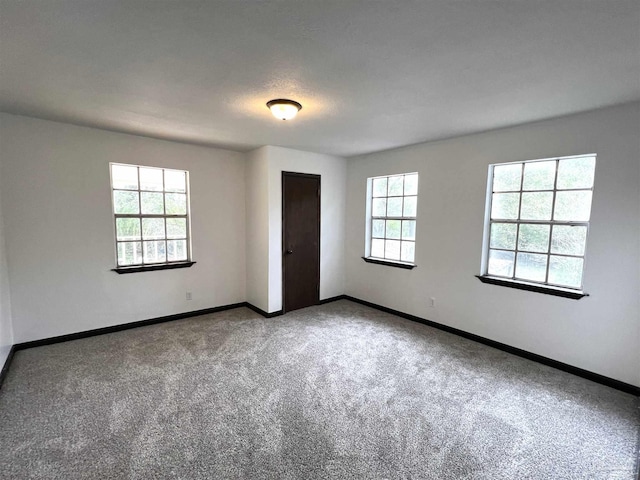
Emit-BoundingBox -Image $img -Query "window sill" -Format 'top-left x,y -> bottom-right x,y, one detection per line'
475,275 -> 588,299
362,257 -> 416,270
112,261 -> 196,274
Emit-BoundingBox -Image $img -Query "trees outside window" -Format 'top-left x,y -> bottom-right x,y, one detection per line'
481,154 -> 596,292
110,163 -> 191,268
366,173 -> 419,265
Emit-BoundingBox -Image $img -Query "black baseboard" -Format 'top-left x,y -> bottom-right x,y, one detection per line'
247,295 -> 347,315
318,295 -> 348,304
246,296 -> 349,315
3,296 -> 638,396
1,302 -> 255,389
14,302 -> 247,351
8,300 -> 283,358
0,345 -> 16,389
245,303 -> 283,318
342,295 -> 639,396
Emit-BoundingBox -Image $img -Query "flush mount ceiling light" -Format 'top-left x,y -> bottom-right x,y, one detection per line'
267,99 -> 302,120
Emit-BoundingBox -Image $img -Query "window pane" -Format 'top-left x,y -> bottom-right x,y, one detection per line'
403,196 -> 417,217
491,193 -> 520,219
142,218 -> 165,240
372,219 -> 385,238
165,193 -> 187,215
404,174 -> 418,195
372,198 -> 386,216
165,170 -> 186,193
484,156 -> 595,288
515,253 -> 547,282
372,177 -> 388,197
493,164 -> 521,192
488,249 -> 515,277
387,197 -> 403,216
112,165 -> 138,190
116,218 -> 141,241
113,190 -> 139,214
401,241 -> 415,263
117,241 -> 142,266
388,176 -> 403,196
554,191 -> 592,221
551,225 -> 587,256
112,164 -> 190,267
549,255 -> 583,288
518,224 -> 550,253
141,192 -> 164,214
167,240 -> 188,262
139,167 -> 163,191
143,240 -> 166,263
557,156 -> 595,190
371,238 -> 384,258
385,239 -> 401,260
386,220 -> 401,239
402,220 -> 416,240
166,218 -> 187,239
520,192 -> 553,220
522,160 -> 556,191
489,223 -> 516,250
368,174 -> 419,264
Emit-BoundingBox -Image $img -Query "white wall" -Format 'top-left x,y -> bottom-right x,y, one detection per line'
245,145 -> 347,313
0,114 -> 246,343
262,146 -> 347,313
0,159 -> 14,367
346,102 -> 640,387
245,147 -> 270,312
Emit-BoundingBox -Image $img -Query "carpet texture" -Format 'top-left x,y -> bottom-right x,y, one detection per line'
0,300 -> 638,479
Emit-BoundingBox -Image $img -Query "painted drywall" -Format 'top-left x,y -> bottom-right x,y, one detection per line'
258,146 -> 346,313
0,160 -> 14,368
245,147 -> 270,312
346,102 -> 640,387
0,113 -> 246,343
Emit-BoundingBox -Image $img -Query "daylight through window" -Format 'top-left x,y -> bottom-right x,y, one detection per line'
110,164 -> 191,268
481,154 -> 596,291
367,173 -> 419,264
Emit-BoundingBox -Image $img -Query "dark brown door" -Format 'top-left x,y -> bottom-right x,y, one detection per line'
282,172 -> 320,313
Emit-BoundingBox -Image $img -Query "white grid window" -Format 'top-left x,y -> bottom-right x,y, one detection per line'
110,163 -> 191,268
481,154 -> 596,291
367,173 -> 419,264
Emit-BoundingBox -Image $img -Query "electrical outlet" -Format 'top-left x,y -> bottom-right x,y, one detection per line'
429,297 -> 436,307
186,292 -> 192,301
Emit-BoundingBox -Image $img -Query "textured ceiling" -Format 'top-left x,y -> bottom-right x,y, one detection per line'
1,1 -> 639,157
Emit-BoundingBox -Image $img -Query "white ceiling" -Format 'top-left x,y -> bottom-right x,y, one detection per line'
1,1 -> 639,157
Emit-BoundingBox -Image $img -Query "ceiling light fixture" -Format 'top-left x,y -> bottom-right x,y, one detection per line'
267,99 -> 302,120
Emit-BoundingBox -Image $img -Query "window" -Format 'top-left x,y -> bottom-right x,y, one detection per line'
364,173 -> 419,268
110,163 -> 193,272
479,154 -> 596,297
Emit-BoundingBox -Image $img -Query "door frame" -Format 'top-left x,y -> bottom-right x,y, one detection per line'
281,171 -> 321,313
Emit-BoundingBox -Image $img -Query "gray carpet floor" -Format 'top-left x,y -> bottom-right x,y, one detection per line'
0,300 -> 638,479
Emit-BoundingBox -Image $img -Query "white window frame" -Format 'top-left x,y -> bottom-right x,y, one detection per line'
364,172 -> 419,268
479,154 -> 596,298
110,163 -> 193,272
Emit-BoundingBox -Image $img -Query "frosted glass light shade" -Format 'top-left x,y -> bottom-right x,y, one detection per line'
267,99 -> 302,120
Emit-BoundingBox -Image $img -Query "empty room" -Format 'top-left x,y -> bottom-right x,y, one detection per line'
0,1 -> 638,478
